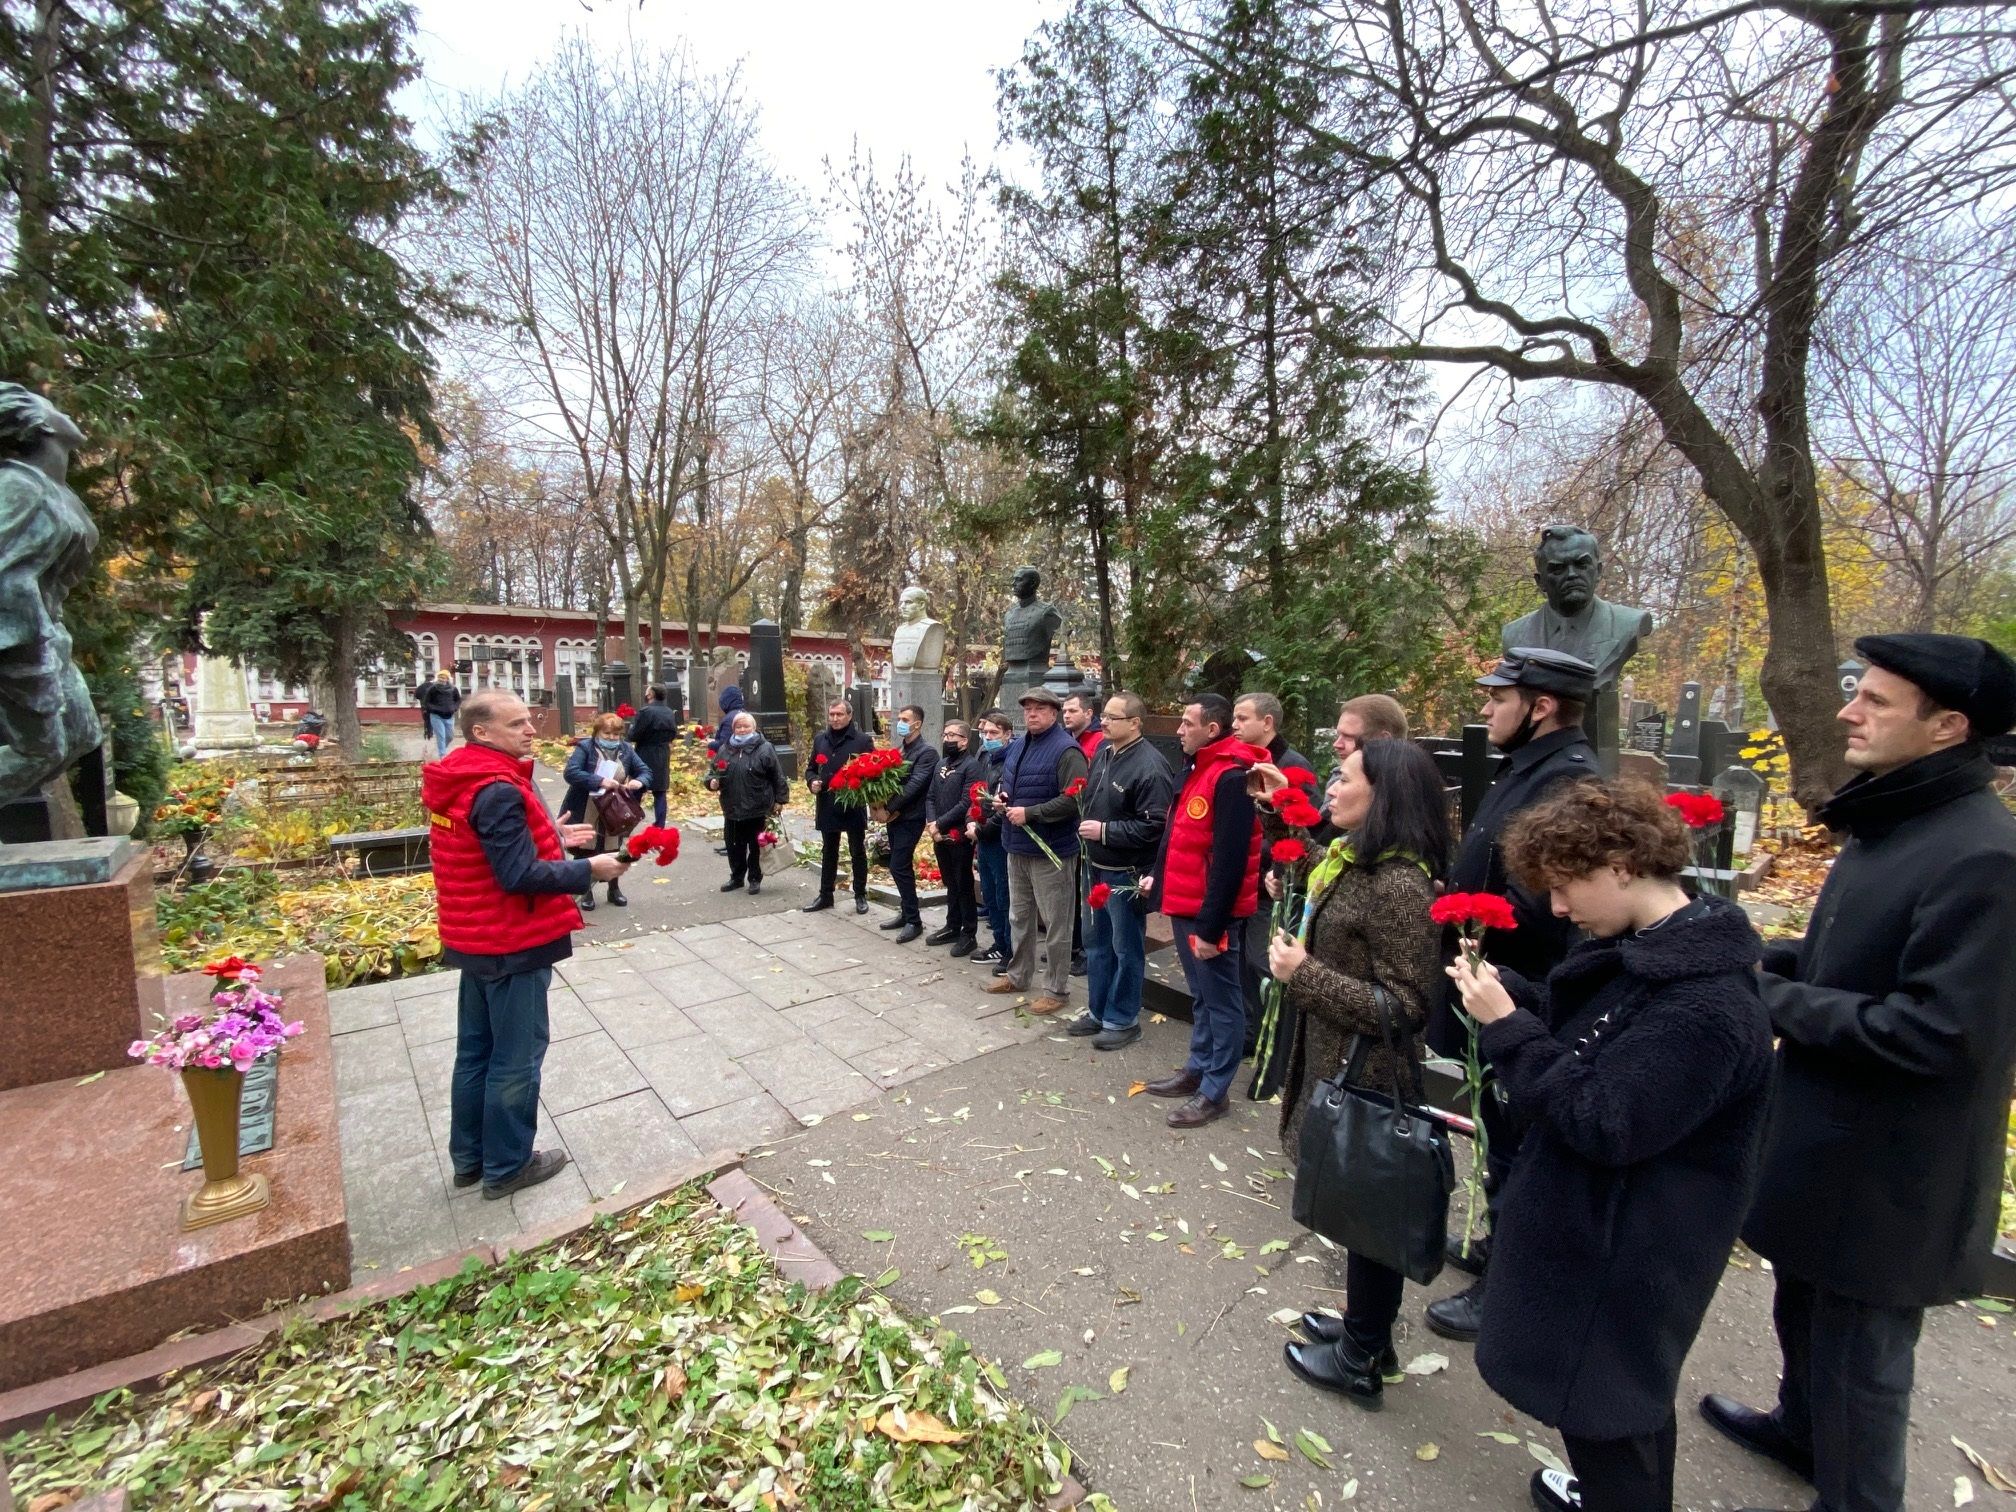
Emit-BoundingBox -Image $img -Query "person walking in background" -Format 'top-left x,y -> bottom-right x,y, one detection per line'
1062,691 -> 1107,978
984,688 -> 1089,1015
625,684 -> 681,827
1425,647 -> 1599,1345
705,709 -> 788,896
874,704 -> 934,942
1261,740 -> 1448,1409
924,719 -> 987,955
421,668 -> 461,760
970,709 -> 1015,966
1139,694 -> 1261,1129
1448,780 -> 1774,1512
1233,691 -> 1317,1055
560,711 -> 648,912
803,698 -> 874,916
423,689 -> 626,1199
1068,691 -> 1174,1050
1701,634 -> 2016,1512
707,683 -> 746,755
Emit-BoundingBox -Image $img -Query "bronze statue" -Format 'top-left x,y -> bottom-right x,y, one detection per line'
1500,525 -> 1654,688
0,384 -> 102,805
999,564 -> 1061,703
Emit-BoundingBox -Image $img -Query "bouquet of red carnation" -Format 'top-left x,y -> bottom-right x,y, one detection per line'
829,746 -> 911,810
1427,890 -> 1518,1256
1249,782 -> 1327,1099
625,826 -> 682,865
1665,791 -> 1732,898
616,702 -> 637,719
689,723 -> 707,740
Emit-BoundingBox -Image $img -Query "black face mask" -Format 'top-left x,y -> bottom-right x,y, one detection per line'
942,739 -> 965,758
1496,697 -> 1542,754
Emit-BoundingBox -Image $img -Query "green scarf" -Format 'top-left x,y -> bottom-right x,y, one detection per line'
1295,841 -> 1429,941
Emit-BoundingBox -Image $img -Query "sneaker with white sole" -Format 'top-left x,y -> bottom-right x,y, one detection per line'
1529,1467 -> 1580,1512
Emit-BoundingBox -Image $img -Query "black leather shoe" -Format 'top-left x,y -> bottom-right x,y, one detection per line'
1699,1395 -> 1815,1484
854,896 -> 869,914
607,881 -> 626,907
720,879 -> 745,893
748,881 -> 761,896
1144,1068 -> 1202,1098
1426,1278 -> 1484,1342
802,896 -> 835,913
948,935 -> 977,958
1166,1093 -> 1228,1129
879,915 -> 907,930
1295,1314 -> 1399,1374
1065,1012 -> 1104,1037
1070,952 -> 1088,977
894,922 -> 923,943
925,926 -> 959,946
1282,1336 -> 1387,1409
1447,1232 -> 1490,1276
578,891 -> 596,912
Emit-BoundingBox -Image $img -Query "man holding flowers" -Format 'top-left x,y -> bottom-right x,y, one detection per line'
982,688 -> 1091,1014
803,698 -> 875,915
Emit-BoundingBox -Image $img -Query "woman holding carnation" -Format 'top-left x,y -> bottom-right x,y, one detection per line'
1254,740 -> 1450,1409
1446,779 -> 1772,1512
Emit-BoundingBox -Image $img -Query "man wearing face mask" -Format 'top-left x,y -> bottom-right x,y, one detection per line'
874,704 -> 936,943
1424,647 -> 1598,1345
705,710 -> 788,896
970,710 -> 1016,965
923,720 -> 988,954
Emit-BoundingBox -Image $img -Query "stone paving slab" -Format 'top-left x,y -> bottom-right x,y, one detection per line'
327,906 -> 1056,1278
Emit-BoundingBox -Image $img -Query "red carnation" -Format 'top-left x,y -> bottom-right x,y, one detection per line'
712,757 -> 728,771
944,827 -> 965,843
625,825 -> 682,866
616,703 -> 636,719
967,804 -> 982,822
202,955 -> 256,981
1087,881 -> 1112,908
1284,767 -> 1318,788
1430,892 -> 1519,933
815,753 -> 829,766
1270,838 -> 1309,865
1664,791 -> 1726,829
1064,777 -> 1086,797
1277,793 -> 1324,828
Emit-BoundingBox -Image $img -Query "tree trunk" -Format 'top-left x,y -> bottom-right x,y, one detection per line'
316,613 -> 364,760
13,0 -> 62,377
1751,523 -> 1847,812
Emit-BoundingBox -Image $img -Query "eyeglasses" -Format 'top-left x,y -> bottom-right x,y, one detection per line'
1104,712 -> 1138,724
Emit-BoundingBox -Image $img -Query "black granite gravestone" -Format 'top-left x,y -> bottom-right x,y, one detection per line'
747,620 -> 797,778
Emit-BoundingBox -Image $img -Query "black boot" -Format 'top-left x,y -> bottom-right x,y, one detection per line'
1296,1314 -> 1401,1378
1425,1275 -> 1485,1342
854,894 -> 869,915
578,890 -> 596,912
607,879 -> 627,907
1282,1332 -> 1390,1409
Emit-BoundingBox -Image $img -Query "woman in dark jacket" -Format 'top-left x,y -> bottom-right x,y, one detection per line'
1256,740 -> 1450,1410
707,710 -> 788,895
562,712 -> 649,910
1447,779 -> 1773,1512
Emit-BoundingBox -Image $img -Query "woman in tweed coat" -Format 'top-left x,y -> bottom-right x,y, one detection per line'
1253,738 -> 1449,1410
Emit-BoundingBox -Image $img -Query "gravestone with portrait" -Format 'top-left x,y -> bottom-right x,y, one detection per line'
888,586 -> 948,748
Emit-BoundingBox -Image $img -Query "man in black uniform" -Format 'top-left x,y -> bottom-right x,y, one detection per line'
876,704 -> 935,943
1425,647 -> 1599,1344
803,699 -> 875,915
923,720 -> 988,954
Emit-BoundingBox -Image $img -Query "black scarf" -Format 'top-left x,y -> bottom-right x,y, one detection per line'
1817,744 -> 1994,839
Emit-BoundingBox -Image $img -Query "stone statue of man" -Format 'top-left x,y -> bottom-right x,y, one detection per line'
1500,524 -> 1654,689
889,584 -> 947,673
999,564 -> 1062,704
0,384 -> 102,805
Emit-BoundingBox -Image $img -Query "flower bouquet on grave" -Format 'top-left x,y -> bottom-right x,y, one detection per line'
1429,891 -> 1519,1258
1665,791 -> 1731,899
830,746 -> 910,816
1248,769 -> 1325,1100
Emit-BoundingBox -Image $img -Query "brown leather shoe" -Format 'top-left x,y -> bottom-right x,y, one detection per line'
1144,1068 -> 1203,1098
985,977 -> 1022,995
1166,1093 -> 1229,1129
1027,994 -> 1067,1015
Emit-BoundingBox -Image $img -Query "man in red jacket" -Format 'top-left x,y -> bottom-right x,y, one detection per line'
1139,692 -> 1263,1129
422,690 -> 625,1200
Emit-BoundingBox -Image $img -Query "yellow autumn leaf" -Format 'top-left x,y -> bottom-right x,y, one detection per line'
1254,1439 -> 1290,1461
1126,1080 -> 1148,1097
674,1282 -> 705,1305
875,1410 -> 971,1445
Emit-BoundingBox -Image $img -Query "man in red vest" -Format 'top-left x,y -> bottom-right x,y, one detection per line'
423,689 -> 625,1199
1139,692 -> 1263,1129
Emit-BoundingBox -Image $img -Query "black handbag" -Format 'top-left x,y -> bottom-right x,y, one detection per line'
1290,984 -> 1455,1285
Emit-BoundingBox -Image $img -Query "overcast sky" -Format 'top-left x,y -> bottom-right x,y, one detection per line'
405,0 -> 1053,226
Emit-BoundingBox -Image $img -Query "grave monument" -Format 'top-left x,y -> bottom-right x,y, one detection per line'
889,585 -> 947,748
1501,523 -> 1654,766
999,565 -> 1061,727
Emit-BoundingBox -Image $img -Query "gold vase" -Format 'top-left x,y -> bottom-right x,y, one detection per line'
180,1066 -> 269,1230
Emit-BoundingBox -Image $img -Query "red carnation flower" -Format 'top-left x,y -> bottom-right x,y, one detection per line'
1664,791 -> 1727,829
1270,838 -> 1309,865
1284,767 -> 1318,788
616,703 -> 636,718
1277,793 -> 1324,828
625,825 -> 682,865
202,955 -> 256,981
1087,881 -> 1112,908
967,804 -> 982,822
1063,777 -> 1086,797
712,757 -> 728,771
944,827 -> 965,843
1430,892 -> 1518,932
815,753 -> 829,766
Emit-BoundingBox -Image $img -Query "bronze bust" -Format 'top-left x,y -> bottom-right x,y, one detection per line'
1500,525 -> 1653,689
0,384 -> 102,805
999,564 -> 1061,700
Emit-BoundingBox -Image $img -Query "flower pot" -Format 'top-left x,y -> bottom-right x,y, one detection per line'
180,1065 -> 270,1230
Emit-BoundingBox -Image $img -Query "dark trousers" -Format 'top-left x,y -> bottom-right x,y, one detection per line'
1343,1250 -> 1405,1349
1477,1078 -> 1520,1245
1773,1273 -> 1922,1512
1561,1409 -> 1676,1512
819,824 -> 868,900
887,819 -> 925,923
1173,916 -> 1245,1101
448,967 -> 552,1185
934,838 -> 977,937
977,836 -> 1011,952
1239,910 -> 1269,1052
724,815 -> 767,884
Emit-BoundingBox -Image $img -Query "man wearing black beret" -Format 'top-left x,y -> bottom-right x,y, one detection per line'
1703,633 -> 2016,1512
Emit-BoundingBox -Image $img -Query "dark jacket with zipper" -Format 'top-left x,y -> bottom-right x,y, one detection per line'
709,736 -> 789,823
974,743 -> 1010,847
1745,745 -> 2016,1308
925,748 -> 988,838
1475,896 -> 1773,1439
420,679 -> 462,720
882,735 -> 935,835
1082,736 -> 1176,872
626,702 -> 681,791
807,723 -> 874,834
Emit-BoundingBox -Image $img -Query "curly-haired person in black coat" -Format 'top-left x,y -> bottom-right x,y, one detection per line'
1447,779 -> 1773,1512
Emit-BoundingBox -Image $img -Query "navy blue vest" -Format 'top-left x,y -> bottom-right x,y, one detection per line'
1000,722 -> 1078,859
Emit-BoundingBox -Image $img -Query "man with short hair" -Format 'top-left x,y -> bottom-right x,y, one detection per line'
1232,690 -> 1316,1055
984,688 -> 1089,1013
1425,648 -> 1598,1344
1062,691 -> 1106,976
627,684 -> 682,827
1140,693 -> 1262,1128
924,720 -> 987,954
1070,691 -> 1174,1049
423,690 -> 625,1199
421,668 -> 461,760
1333,694 -> 1409,772
1699,634 -> 2016,1512
876,703 -> 935,942
804,698 -> 874,915
970,709 -> 1015,964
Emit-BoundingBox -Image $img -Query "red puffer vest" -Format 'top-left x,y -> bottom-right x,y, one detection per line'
423,743 -> 582,958
1159,735 -> 1265,920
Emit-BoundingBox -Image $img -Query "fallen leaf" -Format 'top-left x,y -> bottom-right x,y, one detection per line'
1403,1351 -> 1450,1376
1259,1239 -> 1289,1254
1478,1430 -> 1520,1445
1295,1428 -> 1333,1468
1953,1439 -> 2016,1493
875,1410 -> 970,1444
1339,1477 -> 1360,1501
1254,1439 -> 1290,1462
1261,1416 -> 1284,1444
1972,1297 -> 2012,1314
861,1229 -> 895,1242
1120,1182 -> 1142,1201
872,1266 -> 900,1286
851,1113 -> 874,1121
1109,1366 -> 1130,1394
975,1289 -> 1001,1305
673,1283 -> 705,1304
1416,1442 -> 1440,1461
940,1305 -> 978,1315
1528,1441 -> 1569,1475
1269,1307 -> 1301,1326
1955,1476 -> 1975,1507
1054,1384 -> 1103,1422
659,1363 -> 687,1398
75,1070 -> 105,1086
1023,1349 -> 1064,1369
1209,1152 -> 1229,1172
607,1180 -> 625,1196
1239,1474 -> 1274,1488
1127,1081 -> 1147,1097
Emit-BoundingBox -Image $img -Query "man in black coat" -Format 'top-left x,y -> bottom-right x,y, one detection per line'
1426,648 -> 1599,1345
1703,633 -> 2016,1512
626,684 -> 682,827
803,697 -> 874,915
923,720 -> 987,954
875,703 -> 935,943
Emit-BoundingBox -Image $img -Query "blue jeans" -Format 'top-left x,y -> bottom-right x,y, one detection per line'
1085,865 -> 1147,1029
448,967 -> 552,1184
977,837 -> 1011,954
1173,916 -> 1246,1101
428,712 -> 454,758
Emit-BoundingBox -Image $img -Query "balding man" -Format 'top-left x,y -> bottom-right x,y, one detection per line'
422,690 -> 625,1200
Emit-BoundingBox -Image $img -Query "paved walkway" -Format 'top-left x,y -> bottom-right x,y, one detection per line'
329,902 -> 1053,1277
